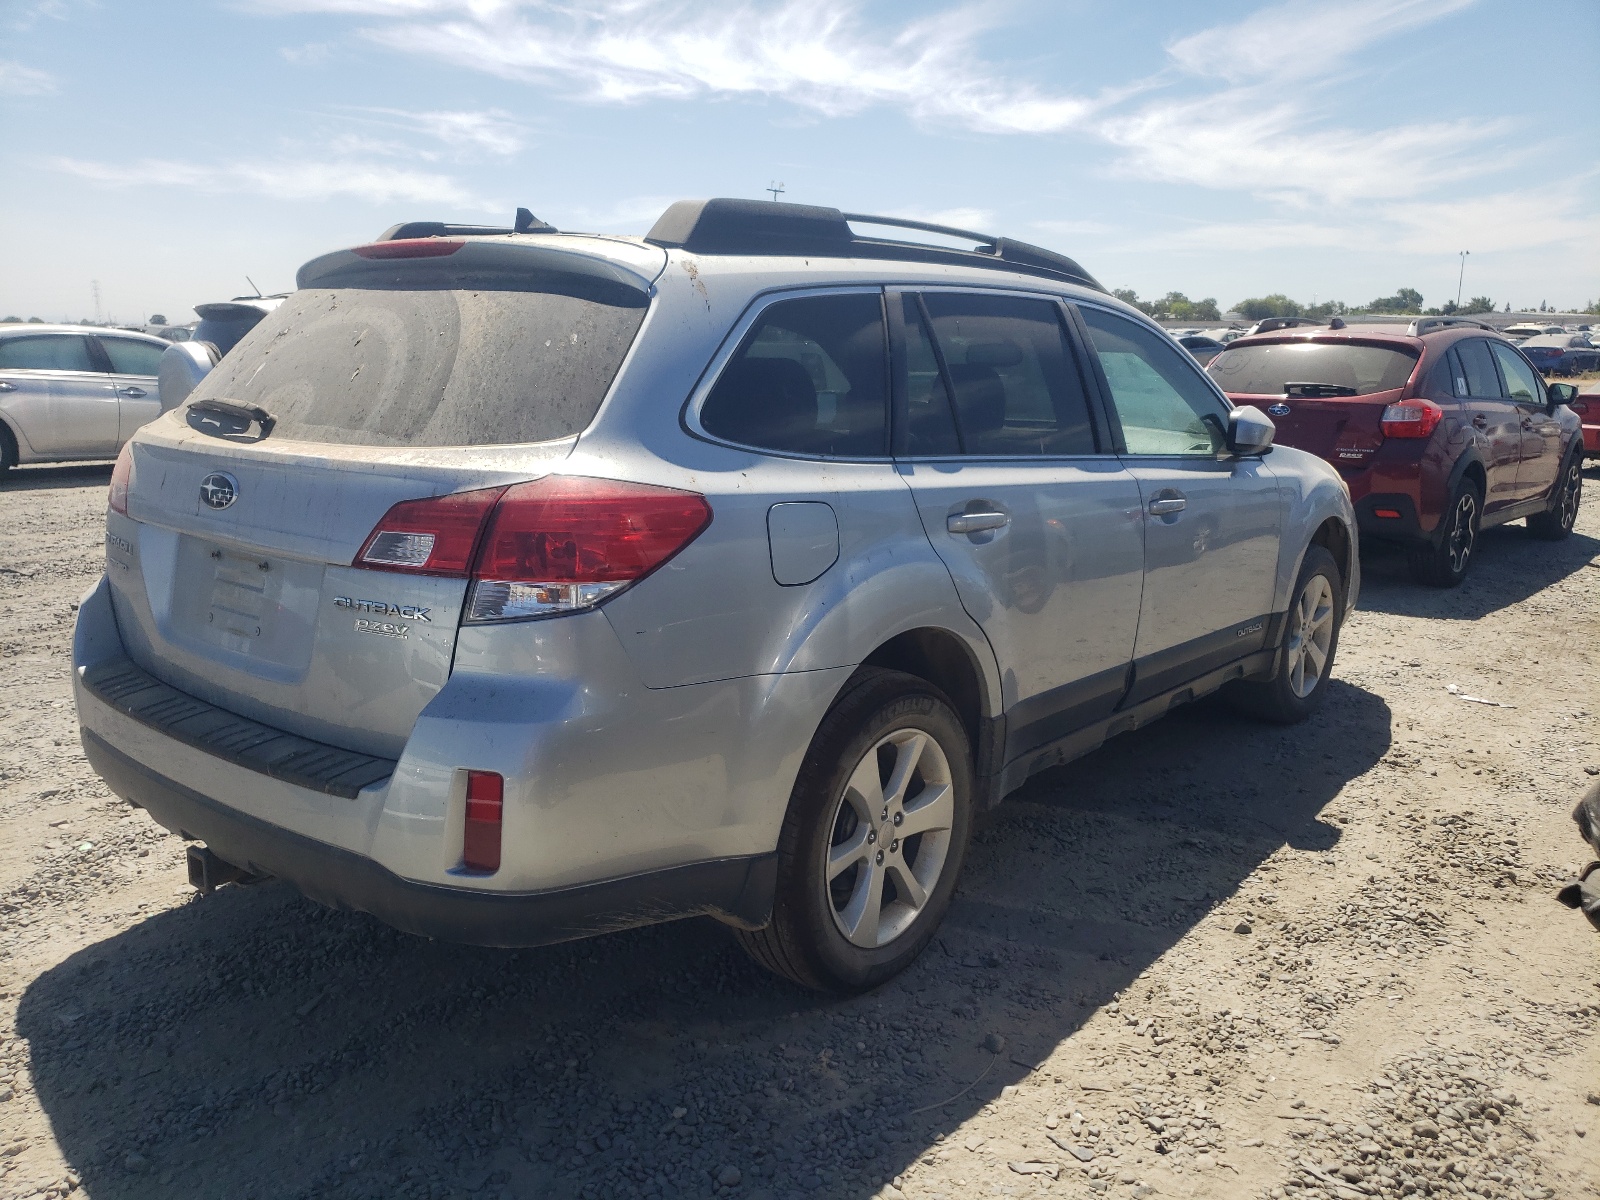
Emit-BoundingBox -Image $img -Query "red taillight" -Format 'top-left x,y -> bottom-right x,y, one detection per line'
1380,399 -> 1443,439
353,476 -> 712,621
354,486 -> 507,576
462,770 -> 503,873
467,477 -> 712,622
108,443 -> 134,515
351,238 -> 465,259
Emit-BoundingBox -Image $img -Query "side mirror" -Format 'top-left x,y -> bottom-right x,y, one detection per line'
1547,381 -> 1578,411
157,340 -> 220,414
1227,404 -> 1276,456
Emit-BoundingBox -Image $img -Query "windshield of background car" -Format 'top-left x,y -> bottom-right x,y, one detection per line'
185,282 -> 648,447
1206,341 -> 1419,396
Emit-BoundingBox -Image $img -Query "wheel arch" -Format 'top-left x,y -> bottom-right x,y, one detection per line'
859,626 -> 992,749
0,415 -> 20,467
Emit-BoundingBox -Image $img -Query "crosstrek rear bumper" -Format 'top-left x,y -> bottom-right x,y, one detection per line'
80,727 -> 774,946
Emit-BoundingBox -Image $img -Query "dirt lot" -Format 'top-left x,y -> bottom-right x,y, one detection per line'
0,460 -> 1597,1200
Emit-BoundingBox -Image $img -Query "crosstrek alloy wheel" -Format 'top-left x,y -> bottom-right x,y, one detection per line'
736,668 -> 973,993
1225,544 -> 1344,725
1527,448 -> 1582,540
1407,477 -> 1482,587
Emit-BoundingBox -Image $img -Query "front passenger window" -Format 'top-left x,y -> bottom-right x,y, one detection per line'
1079,306 -> 1228,455
1487,342 -> 1542,405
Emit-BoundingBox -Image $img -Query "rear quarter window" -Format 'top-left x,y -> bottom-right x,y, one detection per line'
186,282 -> 648,448
1207,342 -> 1418,396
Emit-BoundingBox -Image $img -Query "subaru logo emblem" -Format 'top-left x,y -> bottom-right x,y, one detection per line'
1267,403 -> 1291,417
199,472 -> 239,510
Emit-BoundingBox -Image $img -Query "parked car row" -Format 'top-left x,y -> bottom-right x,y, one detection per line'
1205,315 -> 1584,586
71,199 -> 1362,993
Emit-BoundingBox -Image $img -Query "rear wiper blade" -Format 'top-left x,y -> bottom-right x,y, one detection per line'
1282,381 -> 1358,398
187,398 -> 276,440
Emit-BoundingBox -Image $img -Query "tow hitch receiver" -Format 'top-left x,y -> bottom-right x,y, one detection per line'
187,845 -> 268,894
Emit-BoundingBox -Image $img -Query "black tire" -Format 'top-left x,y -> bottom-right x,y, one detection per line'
736,668 -> 974,994
1527,448 -> 1582,540
1225,544 -> 1344,725
0,423 -> 16,477
1406,476 -> 1482,587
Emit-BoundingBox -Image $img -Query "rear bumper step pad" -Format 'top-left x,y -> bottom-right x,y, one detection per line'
80,656 -> 395,799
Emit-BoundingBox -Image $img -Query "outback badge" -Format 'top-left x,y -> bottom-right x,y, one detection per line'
199,472 -> 239,510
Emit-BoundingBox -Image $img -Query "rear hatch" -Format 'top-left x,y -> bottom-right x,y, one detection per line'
107,236 -> 662,759
1205,337 -> 1421,471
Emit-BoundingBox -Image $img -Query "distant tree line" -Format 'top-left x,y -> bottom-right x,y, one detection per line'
1230,289 -> 1499,320
1111,290 -> 1221,322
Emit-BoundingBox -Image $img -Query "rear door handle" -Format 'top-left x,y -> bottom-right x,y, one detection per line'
120,386 -> 147,399
1520,417 -> 1533,430
947,510 -> 1009,534
1471,414 -> 1487,429
1148,497 -> 1187,516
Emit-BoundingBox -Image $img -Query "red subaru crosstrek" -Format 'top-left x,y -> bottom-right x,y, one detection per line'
1206,317 -> 1584,586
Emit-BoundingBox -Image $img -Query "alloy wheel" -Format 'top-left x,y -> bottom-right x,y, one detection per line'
1445,491 -> 1478,575
1284,574 -> 1335,700
824,728 -> 954,949
1556,459 -> 1582,532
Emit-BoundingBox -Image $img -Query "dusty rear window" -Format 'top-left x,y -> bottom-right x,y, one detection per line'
186,282 -> 647,447
1207,341 -> 1418,397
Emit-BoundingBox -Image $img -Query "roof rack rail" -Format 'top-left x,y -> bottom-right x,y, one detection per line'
1407,316 -> 1494,336
375,207 -> 556,242
643,198 -> 1103,291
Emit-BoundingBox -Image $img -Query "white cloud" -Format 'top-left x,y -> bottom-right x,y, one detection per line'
50,155 -> 484,207
352,106 -> 525,156
1165,0 -> 1475,83
257,0 -> 1106,134
0,59 -> 56,95
280,41 -> 333,65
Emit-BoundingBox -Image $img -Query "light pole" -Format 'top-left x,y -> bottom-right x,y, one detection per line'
1456,250 -> 1469,310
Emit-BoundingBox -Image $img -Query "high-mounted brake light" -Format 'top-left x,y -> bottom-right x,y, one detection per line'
462,770 -> 503,873
108,442 -> 134,515
353,477 -> 713,621
351,238 -> 465,260
1380,398 -> 1443,440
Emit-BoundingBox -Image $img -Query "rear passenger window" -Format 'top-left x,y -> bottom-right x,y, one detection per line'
98,337 -> 166,376
1454,339 -> 1501,398
1079,305 -> 1228,456
0,334 -> 95,372
701,293 -> 887,457
920,292 -> 1096,456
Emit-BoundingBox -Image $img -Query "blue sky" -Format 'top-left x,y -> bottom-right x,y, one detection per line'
3,0 -> 1596,323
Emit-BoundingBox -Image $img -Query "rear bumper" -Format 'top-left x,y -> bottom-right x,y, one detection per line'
82,727 -> 774,946
1354,492 -> 1427,544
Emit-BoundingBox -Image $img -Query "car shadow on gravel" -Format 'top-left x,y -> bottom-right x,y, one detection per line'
1356,523 -> 1599,620
0,462 -> 113,491
17,680 -> 1389,1200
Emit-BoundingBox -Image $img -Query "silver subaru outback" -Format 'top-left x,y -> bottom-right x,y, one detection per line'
73,199 -> 1358,993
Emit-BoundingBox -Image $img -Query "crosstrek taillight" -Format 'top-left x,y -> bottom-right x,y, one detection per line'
353,476 -> 713,621
462,770 -> 502,873
108,442 -> 134,515
1380,399 -> 1443,439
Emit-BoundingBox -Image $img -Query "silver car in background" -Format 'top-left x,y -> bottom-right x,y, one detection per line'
0,325 -> 169,473
73,199 -> 1359,993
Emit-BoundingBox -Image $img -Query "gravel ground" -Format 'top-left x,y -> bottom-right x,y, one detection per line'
0,460 -> 1597,1200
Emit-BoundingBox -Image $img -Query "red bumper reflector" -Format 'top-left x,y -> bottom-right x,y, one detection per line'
1374,508 -> 1401,519
463,771 -> 503,873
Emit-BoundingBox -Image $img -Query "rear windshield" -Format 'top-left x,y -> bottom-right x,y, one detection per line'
185,283 -> 647,447
1206,341 -> 1418,397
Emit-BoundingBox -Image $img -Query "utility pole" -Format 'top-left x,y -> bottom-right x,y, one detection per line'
91,279 -> 102,325
766,181 -> 786,202
1455,251 -> 1469,309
